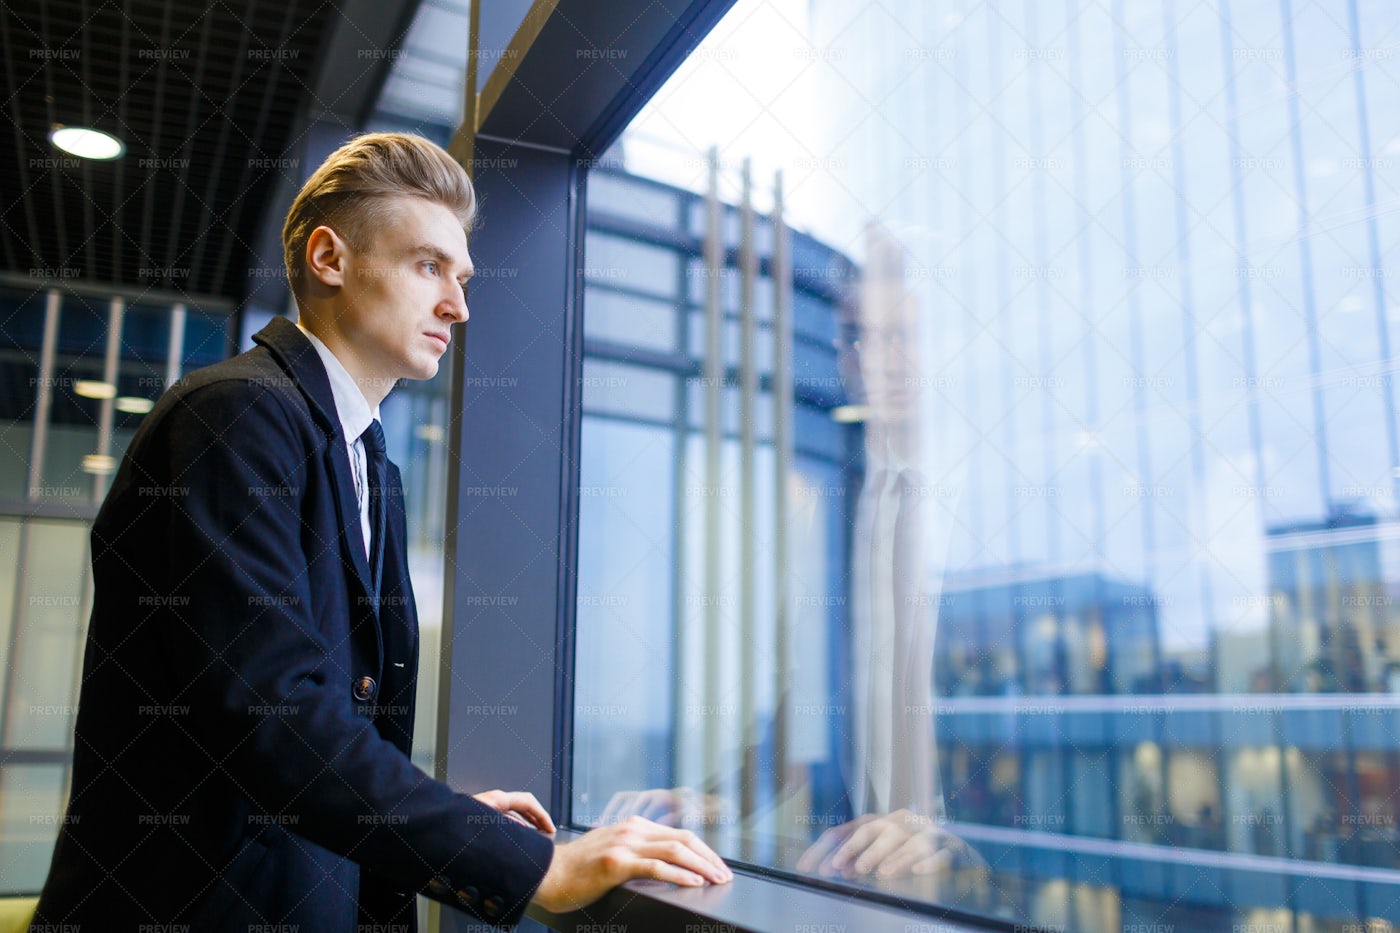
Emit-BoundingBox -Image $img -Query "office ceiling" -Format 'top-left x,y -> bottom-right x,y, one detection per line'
0,0 -> 336,301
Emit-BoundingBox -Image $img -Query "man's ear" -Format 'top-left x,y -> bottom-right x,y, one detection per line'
305,225 -> 348,288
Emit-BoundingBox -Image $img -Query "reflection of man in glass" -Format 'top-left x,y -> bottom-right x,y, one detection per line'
601,223 -> 983,899
846,221 -> 940,820
796,222 -> 973,884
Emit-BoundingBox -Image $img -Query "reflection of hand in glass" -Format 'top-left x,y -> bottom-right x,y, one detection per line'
598,787 -> 734,829
795,809 -> 983,880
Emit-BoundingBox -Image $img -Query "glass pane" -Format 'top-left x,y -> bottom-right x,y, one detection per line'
590,172 -> 680,228
586,289 -> 679,352
0,288 -> 229,504
582,359 -> 676,422
584,231 -> 682,298
0,765 -> 66,895
3,519 -> 90,748
574,418 -> 677,822
0,289 -> 47,496
573,0 -> 1400,930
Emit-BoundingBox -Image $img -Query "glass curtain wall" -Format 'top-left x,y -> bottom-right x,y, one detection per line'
572,2 -> 1400,931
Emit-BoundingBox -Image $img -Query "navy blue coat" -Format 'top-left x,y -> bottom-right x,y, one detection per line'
31,316 -> 552,931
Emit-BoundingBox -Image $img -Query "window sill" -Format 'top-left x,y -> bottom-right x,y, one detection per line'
526,830 -> 1006,933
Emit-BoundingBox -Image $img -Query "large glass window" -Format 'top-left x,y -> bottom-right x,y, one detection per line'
573,1 -> 1400,930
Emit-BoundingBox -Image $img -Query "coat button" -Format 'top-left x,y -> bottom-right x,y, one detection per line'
455,885 -> 478,908
352,675 -> 377,701
482,894 -> 504,918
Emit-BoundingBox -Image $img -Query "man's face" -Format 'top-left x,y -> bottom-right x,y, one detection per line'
332,196 -> 472,386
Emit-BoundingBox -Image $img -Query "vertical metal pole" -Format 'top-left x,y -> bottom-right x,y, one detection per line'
165,302 -> 186,390
91,297 -> 125,502
738,159 -> 758,847
771,171 -> 793,805
703,147 -> 724,797
670,192 -> 692,793
27,290 -> 61,500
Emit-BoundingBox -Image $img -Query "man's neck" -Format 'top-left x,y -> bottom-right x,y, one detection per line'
296,314 -> 389,409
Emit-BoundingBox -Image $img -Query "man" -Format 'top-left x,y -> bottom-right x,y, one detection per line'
31,132 -> 730,932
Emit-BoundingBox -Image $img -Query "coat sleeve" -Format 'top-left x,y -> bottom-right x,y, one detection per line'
151,380 -> 552,928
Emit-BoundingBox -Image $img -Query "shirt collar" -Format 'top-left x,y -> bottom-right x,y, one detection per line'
295,320 -> 380,443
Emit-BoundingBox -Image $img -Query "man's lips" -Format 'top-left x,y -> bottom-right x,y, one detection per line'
425,332 -> 450,351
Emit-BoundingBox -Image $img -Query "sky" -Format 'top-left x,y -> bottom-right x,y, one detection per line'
616,0 -> 839,241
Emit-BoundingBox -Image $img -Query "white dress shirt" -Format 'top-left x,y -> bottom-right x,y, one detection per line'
296,322 -> 380,560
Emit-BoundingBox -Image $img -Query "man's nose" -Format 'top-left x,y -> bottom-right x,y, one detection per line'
441,285 -> 469,323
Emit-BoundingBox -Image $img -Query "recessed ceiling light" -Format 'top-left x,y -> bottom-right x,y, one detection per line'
115,396 -> 155,414
74,380 -> 117,399
830,404 -> 868,423
50,125 -> 125,160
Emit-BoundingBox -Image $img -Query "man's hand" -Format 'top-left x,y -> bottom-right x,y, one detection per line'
472,789 -> 556,833
531,815 -> 733,913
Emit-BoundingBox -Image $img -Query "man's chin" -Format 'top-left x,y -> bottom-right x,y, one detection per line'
407,358 -> 441,381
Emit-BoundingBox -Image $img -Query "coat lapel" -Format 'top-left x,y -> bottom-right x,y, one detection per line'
252,318 -> 382,657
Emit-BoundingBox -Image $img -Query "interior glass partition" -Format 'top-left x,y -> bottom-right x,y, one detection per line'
0,282 -> 232,894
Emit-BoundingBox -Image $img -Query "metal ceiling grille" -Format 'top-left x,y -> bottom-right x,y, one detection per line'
1,0 -> 334,299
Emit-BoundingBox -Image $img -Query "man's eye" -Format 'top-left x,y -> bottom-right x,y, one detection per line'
424,261 -> 438,274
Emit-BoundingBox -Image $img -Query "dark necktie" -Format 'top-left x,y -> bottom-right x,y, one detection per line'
361,419 -> 387,605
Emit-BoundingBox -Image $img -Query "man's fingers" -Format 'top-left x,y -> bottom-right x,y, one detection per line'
635,858 -> 707,888
649,824 -> 731,882
632,838 -> 730,884
471,789 -> 504,810
680,828 -> 731,881
483,790 -> 555,833
532,817 -> 733,915
507,792 -> 555,833
617,818 -> 731,883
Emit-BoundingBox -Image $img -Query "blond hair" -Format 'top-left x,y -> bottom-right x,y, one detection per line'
282,132 -> 475,298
